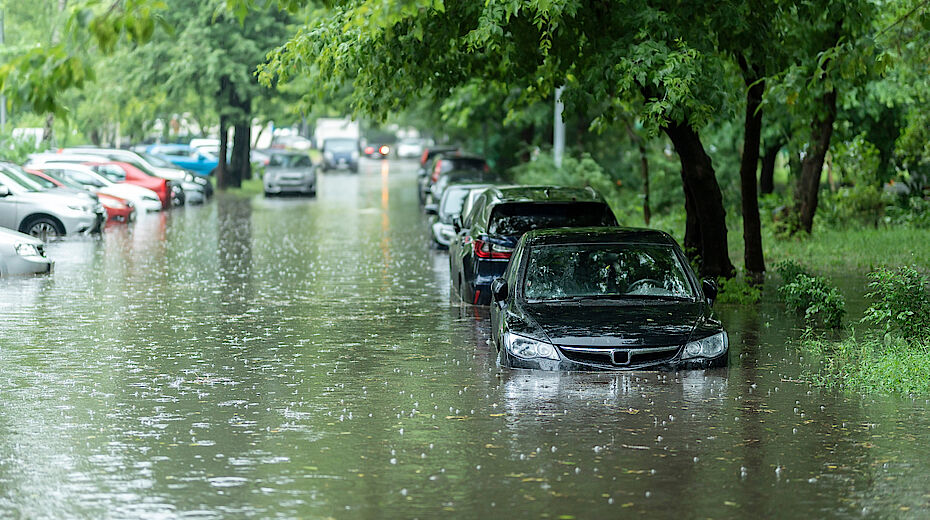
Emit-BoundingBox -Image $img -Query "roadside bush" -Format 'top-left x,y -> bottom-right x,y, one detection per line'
884,196 -> 930,229
861,266 -> 930,341
715,275 -> 762,304
819,185 -> 886,228
776,261 -> 846,329
510,151 -> 621,217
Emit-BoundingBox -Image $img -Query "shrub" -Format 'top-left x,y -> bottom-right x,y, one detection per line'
776,261 -> 846,329
861,266 -> 930,341
715,276 -> 762,304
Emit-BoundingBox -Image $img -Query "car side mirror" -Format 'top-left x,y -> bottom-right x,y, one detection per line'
491,277 -> 508,302
0,186 -> 9,197
452,216 -> 463,233
424,203 -> 438,215
702,278 -> 718,305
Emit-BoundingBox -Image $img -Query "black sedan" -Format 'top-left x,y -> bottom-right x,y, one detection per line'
489,227 -> 727,371
449,186 -> 617,305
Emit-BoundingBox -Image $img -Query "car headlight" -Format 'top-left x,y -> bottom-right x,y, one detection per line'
324,151 -> 334,160
503,332 -> 559,360
682,332 -> 728,359
185,173 -> 195,182
14,243 -> 41,257
67,203 -> 91,212
352,150 -> 360,159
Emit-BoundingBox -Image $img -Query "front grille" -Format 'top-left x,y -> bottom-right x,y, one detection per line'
559,345 -> 680,368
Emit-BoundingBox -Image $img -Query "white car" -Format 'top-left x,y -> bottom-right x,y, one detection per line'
57,148 -> 209,202
26,162 -> 164,212
395,138 -> 433,159
0,227 -> 52,276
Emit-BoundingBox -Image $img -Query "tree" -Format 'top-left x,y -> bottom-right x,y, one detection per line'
256,0 -> 740,277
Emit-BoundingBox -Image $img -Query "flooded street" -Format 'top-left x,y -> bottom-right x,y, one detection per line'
2,160 -> 930,519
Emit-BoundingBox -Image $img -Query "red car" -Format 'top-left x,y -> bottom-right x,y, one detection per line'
24,169 -> 136,224
87,161 -> 172,209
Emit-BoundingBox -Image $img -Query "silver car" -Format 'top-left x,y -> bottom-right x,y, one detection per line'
262,151 -> 317,196
0,227 -> 52,276
0,162 -> 105,237
428,184 -> 494,248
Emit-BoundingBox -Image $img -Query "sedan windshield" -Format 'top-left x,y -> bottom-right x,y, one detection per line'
523,243 -> 696,301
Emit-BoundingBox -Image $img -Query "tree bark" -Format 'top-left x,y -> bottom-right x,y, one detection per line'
230,121 -> 251,186
737,58 -> 766,275
759,142 -> 779,195
217,115 -> 228,190
663,120 -> 736,279
793,89 -> 837,234
625,122 -> 651,226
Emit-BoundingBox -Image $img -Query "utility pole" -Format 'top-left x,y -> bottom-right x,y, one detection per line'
0,7 -> 7,133
553,86 -> 565,168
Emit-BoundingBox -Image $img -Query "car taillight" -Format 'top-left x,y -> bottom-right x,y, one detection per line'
431,160 -> 442,182
420,150 -> 429,165
379,145 -> 390,155
365,146 -> 375,154
473,239 -> 513,260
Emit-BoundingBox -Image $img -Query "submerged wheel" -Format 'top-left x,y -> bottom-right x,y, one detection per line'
22,215 -> 64,238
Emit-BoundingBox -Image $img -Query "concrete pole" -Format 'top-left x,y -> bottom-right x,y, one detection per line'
553,86 -> 565,168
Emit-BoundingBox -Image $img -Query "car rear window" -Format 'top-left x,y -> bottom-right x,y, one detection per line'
488,202 -> 616,236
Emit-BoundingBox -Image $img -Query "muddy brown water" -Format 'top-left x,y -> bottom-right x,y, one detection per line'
1,160 -> 928,519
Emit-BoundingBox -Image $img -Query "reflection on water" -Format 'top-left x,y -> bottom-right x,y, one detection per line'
1,159 -> 930,518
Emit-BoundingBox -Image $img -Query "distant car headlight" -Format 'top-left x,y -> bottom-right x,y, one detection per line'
324,151 -> 334,161
185,173 -> 195,182
503,332 -> 559,360
14,243 -> 42,257
682,332 -> 728,359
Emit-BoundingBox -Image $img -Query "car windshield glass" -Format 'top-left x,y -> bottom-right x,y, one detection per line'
93,165 -> 126,182
324,139 -> 357,152
448,158 -> 487,171
440,188 -> 470,217
489,202 -> 614,236
269,154 -> 312,167
26,173 -> 56,189
0,164 -> 43,192
141,153 -> 174,168
523,243 -> 696,301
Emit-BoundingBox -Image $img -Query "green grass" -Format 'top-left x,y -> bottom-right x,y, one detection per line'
801,334 -> 930,395
222,178 -> 264,197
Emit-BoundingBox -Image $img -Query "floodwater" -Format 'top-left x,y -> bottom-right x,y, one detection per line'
1,160 -> 929,519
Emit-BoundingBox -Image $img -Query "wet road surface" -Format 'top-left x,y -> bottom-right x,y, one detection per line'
2,160 -> 930,518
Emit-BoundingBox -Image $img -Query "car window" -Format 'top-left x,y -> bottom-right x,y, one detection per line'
62,169 -> 106,188
523,244 -> 695,301
94,165 -> 126,182
440,188 -> 469,218
26,173 -> 57,189
324,139 -> 357,152
0,164 -> 43,192
489,202 -> 615,236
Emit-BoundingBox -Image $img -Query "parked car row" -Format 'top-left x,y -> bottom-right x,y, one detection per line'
418,146 -> 728,373
0,145 -> 217,277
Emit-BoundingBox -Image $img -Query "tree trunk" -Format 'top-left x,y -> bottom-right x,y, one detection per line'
230,121 -> 250,187
738,58 -> 766,275
759,143 -> 779,195
217,115 -> 228,190
793,89 -> 837,234
663,120 -> 736,279
625,122 -> 651,226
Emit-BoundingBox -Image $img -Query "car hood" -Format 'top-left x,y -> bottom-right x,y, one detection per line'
519,301 -> 708,348
0,226 -> 44,245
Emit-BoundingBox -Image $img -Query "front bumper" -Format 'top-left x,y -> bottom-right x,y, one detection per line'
264,177 -> 316,194
3,252 -> 53,276
502,348 -> 728,372
59,209 -> 104,235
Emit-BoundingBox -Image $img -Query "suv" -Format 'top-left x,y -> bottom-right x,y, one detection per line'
321,138 -> 360,173
449,186 -> 617,305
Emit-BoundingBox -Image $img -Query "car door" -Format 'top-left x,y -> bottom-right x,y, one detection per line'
0,175 -> 22,230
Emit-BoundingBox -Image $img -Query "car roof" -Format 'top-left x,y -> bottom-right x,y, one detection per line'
483,185 -> 605,204
521,226 -> 679,247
